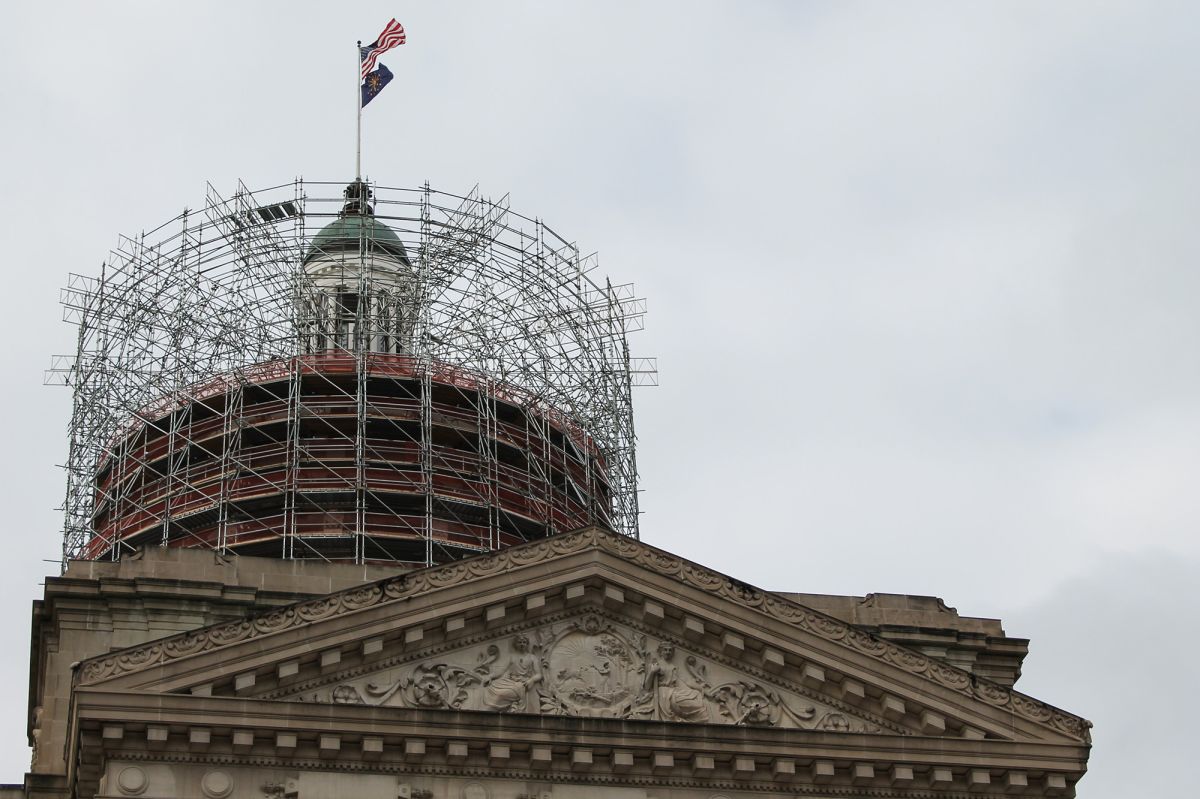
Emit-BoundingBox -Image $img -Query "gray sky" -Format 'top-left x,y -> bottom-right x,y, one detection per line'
2,2 -> 1197,793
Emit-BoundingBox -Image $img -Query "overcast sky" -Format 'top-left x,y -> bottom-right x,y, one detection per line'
2,2 -> 1196,794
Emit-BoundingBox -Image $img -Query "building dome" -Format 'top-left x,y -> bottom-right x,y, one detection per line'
303,212 -> 410,266
297,181 -> 416,354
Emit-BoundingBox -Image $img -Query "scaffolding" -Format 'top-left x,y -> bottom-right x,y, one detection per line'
49,180 -> 654,568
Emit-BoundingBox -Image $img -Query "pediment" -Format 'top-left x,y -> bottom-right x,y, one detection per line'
74,527 -> 1090,746
269,607 -> 886,734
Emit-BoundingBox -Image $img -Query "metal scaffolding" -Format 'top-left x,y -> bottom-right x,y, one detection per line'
49,179 -> 654,568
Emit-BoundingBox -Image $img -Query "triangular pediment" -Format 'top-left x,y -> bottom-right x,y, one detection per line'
75,527 -> 1090,746
268,606 -> 886,734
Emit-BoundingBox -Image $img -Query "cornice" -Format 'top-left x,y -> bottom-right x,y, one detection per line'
74,690 -> 1086,798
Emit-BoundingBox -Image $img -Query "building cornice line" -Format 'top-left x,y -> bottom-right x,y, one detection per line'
73,690 -> 1086,798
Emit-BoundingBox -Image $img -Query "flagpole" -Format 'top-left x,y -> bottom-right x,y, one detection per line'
355,40 -> 363,180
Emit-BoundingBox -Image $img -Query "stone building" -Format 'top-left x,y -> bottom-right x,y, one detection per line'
19,181 -> 1091,797
19,527 -> 1091,798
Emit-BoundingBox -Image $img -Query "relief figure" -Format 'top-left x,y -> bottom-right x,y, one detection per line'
641,641 -> 710,722
482,634 -> 543,712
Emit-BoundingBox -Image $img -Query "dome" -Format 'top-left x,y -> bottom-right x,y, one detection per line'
303,181 -> 410,266
303,212 -> 411,266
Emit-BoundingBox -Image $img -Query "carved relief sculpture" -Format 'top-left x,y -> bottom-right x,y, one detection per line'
482,635 -> 543,713
302,613 -> 880,733
640,642 -> 709,722
542,616 -> 641,718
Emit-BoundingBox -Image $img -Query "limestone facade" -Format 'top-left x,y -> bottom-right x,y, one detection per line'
18,528 -> 1090,797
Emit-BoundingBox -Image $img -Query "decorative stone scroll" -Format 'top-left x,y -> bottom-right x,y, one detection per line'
299,613 -> 879,732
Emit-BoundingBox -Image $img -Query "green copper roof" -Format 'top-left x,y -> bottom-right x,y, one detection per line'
303,213 -> 410,265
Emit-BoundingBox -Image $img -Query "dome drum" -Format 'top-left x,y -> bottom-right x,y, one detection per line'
86,353 -> 610,565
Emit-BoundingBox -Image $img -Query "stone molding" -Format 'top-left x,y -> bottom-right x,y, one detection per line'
74,528 -> 1091,743
73,691 -> 1086,799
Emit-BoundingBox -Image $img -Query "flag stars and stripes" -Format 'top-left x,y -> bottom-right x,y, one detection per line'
361,18 -> 406,79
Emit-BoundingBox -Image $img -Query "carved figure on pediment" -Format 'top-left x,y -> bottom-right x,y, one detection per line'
482,634 -> 543,712
640,641 -> 711,722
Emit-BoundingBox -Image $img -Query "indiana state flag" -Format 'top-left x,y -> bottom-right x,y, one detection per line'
361,63 -> 394,108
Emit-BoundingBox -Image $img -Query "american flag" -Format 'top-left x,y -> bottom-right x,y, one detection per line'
360,19 -> 406,79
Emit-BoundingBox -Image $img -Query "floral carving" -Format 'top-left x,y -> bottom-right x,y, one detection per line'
927,660 -> 971,691
642,550 -> 681,574
681,564 -> 724,591
209,621 -> 252,646
466,558 -> 508,579
163,630 -> 210,657
846,629 -> 890,656
358,661 -> 482,710
884,646 -> 928,671
382,575 -> 416,599
429,564 -> 470,588
762,594 -> 805,623
724,581 -> 763,608
1011,693 -> 1052,721
805,613 -> 847,640
974,681 -> 1010,706
253,608 -> 295,634
710,680 -> 814,726
1051,713 -> 1092,740
597,533 -> 641,559
819,712 -> 852,731
341,585 -> 382,610
79,659 -> 112,683
296,596 -> 340,622
118,645 -> 162,671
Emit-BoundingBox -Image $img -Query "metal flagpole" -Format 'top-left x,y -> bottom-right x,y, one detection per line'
355,40 -> 363,180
